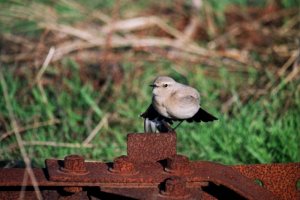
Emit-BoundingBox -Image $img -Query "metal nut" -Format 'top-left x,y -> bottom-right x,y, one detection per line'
60,154 -> 88,175
160,176 -> 190,199
109,155 -> 138,175
60,155 -> 87,193
165,155 -> 191,174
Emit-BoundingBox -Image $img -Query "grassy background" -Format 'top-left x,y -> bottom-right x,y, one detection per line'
0,0 -> 299,167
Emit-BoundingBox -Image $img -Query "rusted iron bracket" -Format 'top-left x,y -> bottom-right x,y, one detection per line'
0,132 -> 299,199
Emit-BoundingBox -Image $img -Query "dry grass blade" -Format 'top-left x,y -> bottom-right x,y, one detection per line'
52,39 -> 102,62
1,141 -> 93,155
83,114 -> 108,145
0,72 -> 42,200
91,10 -> 111,23
0,119 -> 60,142
208,25 -> 241,49
2,6 -> 250,66
50,33 -> 212,62
272,50 -> 300,94
19,170 -> 29,200
34,47 -> 55,84
100,15 -> 186,40
33,47 -> 56,121
278,50 -> 299,76
101,16 -> 161,33
179,17 -> 199,43
45,24 -> 97,41
44,17 -> 210,56
23,141 -> 93,148
0,52 -> 33,63
1,33 -> 33,48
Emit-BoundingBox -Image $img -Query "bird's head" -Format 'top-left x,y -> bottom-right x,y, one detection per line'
150,76 -> 176,96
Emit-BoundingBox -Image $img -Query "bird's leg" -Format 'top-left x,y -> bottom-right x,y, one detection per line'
172,121 -> 183,131
161,120 -> 173,132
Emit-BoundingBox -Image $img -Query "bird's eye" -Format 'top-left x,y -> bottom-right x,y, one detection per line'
163,84 -> 168,88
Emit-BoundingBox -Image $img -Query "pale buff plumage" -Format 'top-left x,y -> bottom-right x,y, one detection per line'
151,76 -> 200,119
141,76 -> 217,133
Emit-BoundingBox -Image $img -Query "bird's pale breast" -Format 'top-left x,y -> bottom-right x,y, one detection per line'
152,96 -> 170,118
166,96 -> 200,119
156,86 -> 200,119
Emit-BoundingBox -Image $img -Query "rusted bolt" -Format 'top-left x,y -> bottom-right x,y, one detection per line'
60,154 -> 88,175
109,155 -> 138,175
165,155 -> 191,174
60,155 -> 87,193
159,176 -> 190,199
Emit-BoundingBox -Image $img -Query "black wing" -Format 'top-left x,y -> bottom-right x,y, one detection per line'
141,104 -> 173,124
186,108 -> 218,123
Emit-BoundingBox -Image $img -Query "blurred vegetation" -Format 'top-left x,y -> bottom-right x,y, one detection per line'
0,0 -> 299,167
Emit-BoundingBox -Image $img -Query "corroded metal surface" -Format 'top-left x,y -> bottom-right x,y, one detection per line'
233,163 -> 300,200
0,132 -> 299,199
127,132 -> 177,163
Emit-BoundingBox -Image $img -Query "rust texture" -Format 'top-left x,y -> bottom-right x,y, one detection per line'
127,132 -> 177,163
61,154 -> 87,175
0,132 -> 299,200
233,163 -> 300,200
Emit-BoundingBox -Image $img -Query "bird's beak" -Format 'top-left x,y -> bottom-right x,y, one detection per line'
149,84 -> 157,88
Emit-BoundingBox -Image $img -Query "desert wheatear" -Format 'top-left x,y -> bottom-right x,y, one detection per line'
141,76 -> 217,132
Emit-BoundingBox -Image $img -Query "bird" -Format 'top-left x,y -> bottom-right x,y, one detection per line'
141,76 -> 217,132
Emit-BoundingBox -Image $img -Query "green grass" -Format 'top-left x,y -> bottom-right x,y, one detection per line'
0,61 -> 299,166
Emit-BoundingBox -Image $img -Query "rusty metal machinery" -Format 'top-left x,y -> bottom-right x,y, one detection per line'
0,132 -> 299,199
